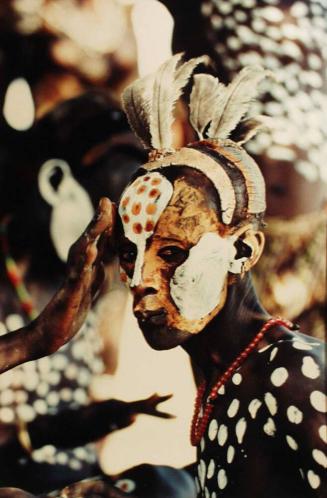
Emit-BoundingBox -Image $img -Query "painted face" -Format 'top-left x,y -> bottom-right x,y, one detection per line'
118,171 -> 247,349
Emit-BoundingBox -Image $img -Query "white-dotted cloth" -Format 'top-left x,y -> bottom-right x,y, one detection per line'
195,332 -> 326,497
0,311 -> 104,471
200,0 -> 327,183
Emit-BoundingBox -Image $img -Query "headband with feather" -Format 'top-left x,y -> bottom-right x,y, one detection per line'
121,54 -> 273,225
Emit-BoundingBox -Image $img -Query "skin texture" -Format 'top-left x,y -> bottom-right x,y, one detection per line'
119,174 -> 232,347
0,197 -> 113,374
118,167 -> 326,498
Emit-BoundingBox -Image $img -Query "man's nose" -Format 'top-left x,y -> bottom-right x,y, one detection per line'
132,262 -> 160,299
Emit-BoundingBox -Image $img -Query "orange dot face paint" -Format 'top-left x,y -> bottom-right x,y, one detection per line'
146,203 -> 157,215
118,172 -> 173,287
149,188 -> 160,198
132,203 -> 142,215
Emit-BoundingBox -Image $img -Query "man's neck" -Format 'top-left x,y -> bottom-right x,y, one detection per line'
183,273 -> 269,379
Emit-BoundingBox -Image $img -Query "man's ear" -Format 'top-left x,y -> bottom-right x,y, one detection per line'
229,227 -> 265,275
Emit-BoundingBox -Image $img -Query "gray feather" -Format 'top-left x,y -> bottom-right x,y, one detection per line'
232,115 -> 274,144
208,66 -> 271,140
150,54 -> 208,149
121,74 -> 154,148
189,74 -> 225,139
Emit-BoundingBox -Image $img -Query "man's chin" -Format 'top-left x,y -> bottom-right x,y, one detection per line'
138,321 -> 192,351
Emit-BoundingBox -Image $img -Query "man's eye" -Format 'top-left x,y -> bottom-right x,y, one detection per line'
158,246 -> 188,264
119,247 -> 137,264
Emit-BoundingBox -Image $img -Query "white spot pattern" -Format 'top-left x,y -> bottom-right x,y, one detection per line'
312,449 -> 327,468
218,424 -> 228,446
310,391 -> 327,413
217,468 -> 228,490
263,417 -> 276,436
208,419 -> 219,440
271,367 -> 289,387
227,398 -> 240,418
301,356 -> 320,379
287,405 -> 303,424
307,469 -> 321,489
235,417 -> 247,443
264,392 -> 278,415
248,398 -> 262,419
286,435 -> 298,450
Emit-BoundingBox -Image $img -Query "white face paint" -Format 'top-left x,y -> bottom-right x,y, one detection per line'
118,172 -> 173,287
170,231 -> 247,320
38,159 -> 94,261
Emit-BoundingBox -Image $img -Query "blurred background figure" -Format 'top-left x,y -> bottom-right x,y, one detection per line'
161,0 -> 327,339
0,0 -> 197,493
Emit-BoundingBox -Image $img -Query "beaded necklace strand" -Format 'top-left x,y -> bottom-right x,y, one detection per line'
0,220 -> 37,321
190,316 -> 294,446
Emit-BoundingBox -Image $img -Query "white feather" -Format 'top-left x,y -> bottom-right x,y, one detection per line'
150,53 -> 208,149
232,115 -> 274,144
121,73 -> 154,148
189,74 -> 224,139
208,66 -> 270,139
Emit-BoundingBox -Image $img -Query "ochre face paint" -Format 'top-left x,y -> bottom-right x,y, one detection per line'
119,173 -> 253,336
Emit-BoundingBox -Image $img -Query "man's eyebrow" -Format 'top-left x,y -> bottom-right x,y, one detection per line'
152,236 -> 187,244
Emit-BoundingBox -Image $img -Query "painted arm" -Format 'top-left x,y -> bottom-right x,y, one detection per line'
0,197 -> 114,374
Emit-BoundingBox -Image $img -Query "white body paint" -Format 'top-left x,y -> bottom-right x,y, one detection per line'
38,159 -> 94,261
170,232 -> 243,321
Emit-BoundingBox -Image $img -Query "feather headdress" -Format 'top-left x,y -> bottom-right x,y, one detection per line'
121,54 -> 273,225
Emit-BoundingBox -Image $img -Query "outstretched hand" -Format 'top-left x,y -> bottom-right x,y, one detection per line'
0,198 -> 115,373
129,393 -> 174,420
34,197 -> 115,353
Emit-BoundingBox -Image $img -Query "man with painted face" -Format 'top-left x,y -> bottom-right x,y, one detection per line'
116,55 -> 326,498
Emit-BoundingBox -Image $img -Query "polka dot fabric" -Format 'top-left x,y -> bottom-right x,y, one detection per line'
196,331 -> 326,497
0,311 -> 104,472
201,0 -> 327,183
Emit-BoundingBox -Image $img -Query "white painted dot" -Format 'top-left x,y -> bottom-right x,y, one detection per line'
69,458 -> 82,471
286,435 -> 298,450
0,407 -> 15,423
269,347 -> 278,362
218,385 -> 225,395
227,399 -> 240,418
235,418 -> 247,444
218,424 -> 228,446
33,399 -> 48,415
310,391 -> 326,413
52,354 -> 67,370
200,437 -> 205,453
292,340 -> 313,351
0,389 -> 14,405
5,314 -> 24,331
211,492 -> 217,498
47,391 -> 59,407
264,392 -> 278,416
318,425 -> 327,444
207,459 -> 215,479
227,445 -> 235,464
232,373 -> 242,385
60,387 -> 73,402
14,389 -> 28,403
307,470 -> 320,489
198,459 -> 206,488
17,404 -> 35,422
73,388 -> 88,404
271,367 -> 289,387
258,344 -> 273,353
217,468 -> 228,490
204,487 -> 210,498
56,452 -> 68,465
260,6 -> 284,22
195,477 -> 200,494
290,2 -> 309,18
263,417 -> 276,437
301,356 -> 320,379
287,405 -> 303,424
248,399 -> 262,419
36,382 -> 49,397
201,2 -> 213,16
312,449 -> 327,468
208,419 -> 219,440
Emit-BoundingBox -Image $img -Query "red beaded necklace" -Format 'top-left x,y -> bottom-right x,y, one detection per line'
190,316 -> 293,446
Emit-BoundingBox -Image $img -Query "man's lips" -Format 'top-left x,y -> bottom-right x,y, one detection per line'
134,308 -> 168,326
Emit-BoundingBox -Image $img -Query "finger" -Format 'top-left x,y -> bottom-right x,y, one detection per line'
154,393 -> 173,404
152,410 -> 176,419
69,198 -> 114,260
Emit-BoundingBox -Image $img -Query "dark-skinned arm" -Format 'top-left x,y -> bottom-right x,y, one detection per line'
0,197 -> 114,374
